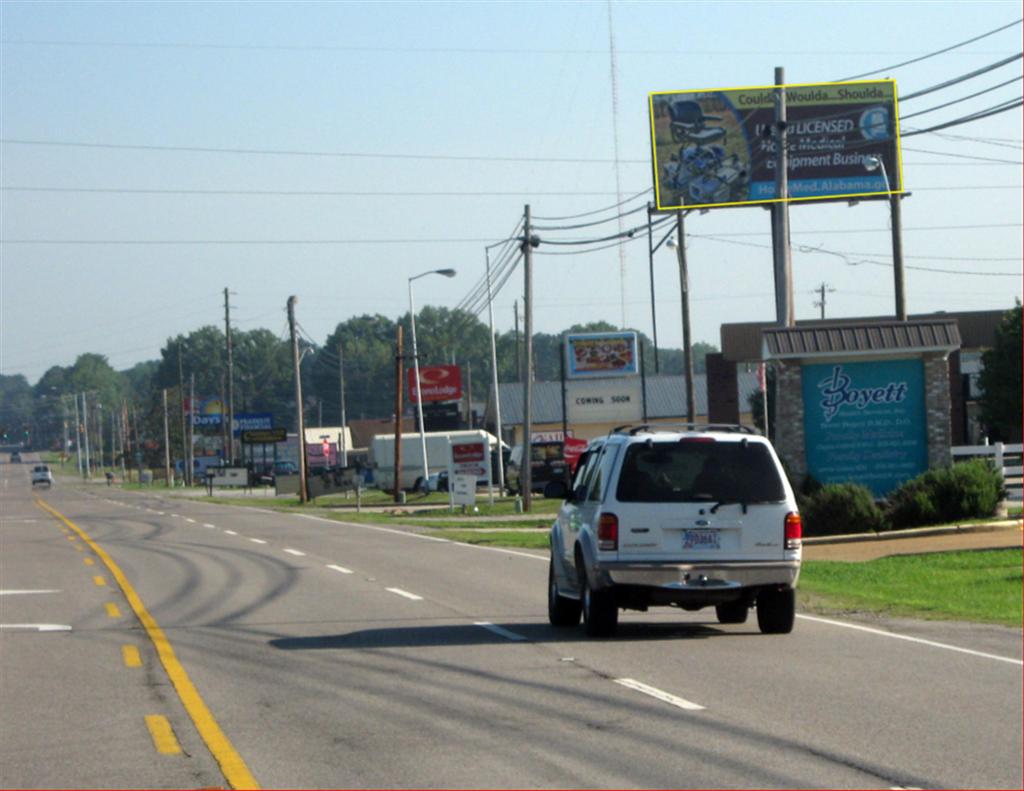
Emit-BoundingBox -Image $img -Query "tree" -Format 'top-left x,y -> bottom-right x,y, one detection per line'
978,302 -> 1022,442
0,374 -> 33,444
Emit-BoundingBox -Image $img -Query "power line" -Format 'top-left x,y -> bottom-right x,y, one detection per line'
899,74 -> 1023,120
838,19 -> 1022,81
899,52 -> 1023,101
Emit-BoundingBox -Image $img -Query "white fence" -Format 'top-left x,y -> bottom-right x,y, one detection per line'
951,442 -> 1023,502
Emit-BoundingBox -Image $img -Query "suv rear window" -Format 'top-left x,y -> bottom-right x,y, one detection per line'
615,441 -> 785,504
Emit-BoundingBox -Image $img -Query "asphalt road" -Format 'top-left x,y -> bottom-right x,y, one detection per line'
2,458 -> 1022,789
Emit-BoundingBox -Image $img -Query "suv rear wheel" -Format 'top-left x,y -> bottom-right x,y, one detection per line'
756,587 -> 795,634
547,560 -> 581,627
581,570 -> 618,637
715,600 -> 749,624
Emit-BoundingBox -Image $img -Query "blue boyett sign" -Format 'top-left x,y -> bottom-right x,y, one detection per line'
802,359 -> 927,497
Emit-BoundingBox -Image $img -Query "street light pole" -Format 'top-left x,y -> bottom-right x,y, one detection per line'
865,155 -> 907,321
408,268 -> 457,490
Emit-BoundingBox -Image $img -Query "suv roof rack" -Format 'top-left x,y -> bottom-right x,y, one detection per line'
610,423 -> 760,436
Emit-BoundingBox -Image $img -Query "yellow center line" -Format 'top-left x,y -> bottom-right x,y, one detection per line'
122,645 -> 143,668
145,714 -> 183,755
105,602 -> 122,618
35,498 -> 260,790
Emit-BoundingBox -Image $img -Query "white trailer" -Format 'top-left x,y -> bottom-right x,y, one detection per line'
370,430 -> 500,491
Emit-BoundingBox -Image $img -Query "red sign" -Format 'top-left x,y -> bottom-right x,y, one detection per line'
452,442 -> 485,464
407,364 -> 462,403
563,437 -> 589,473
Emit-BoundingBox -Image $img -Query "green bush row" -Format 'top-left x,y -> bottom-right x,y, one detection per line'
798,459 -> 1006,537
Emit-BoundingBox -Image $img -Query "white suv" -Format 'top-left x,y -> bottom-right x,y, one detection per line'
547,424 -> 802,637
31,465 -> 54,488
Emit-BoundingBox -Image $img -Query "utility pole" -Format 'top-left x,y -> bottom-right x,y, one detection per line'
177,343 -> 189,485
393,325 -> 404,502
74,394 -> 83,476
288,296 -> 308,504
813,282 -> 836,319
522,204 -> 534,512
96,404 -> 104,472
224,287 -> 235,463
465,361 -> 473,427
61,397 -> 69,465
513,300 -> 521,382
338,339 -> 348,467
81,393 -> 91,478
647,202 -> 660,373
163,389 -> 172,487
771,66 -> 794,327
676,212 -> 696,423
189,373 -> 195,484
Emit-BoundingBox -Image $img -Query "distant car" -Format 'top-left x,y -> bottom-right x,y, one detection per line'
10,451 -> 22,463
257,460 -> 299,485
425,471 -> 450,493
31,465 -> 53,488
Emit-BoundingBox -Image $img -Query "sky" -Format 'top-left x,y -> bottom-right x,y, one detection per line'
1,0 -> 1021,386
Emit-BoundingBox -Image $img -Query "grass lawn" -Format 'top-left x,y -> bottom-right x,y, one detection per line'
430,530 -> 550,549
799,548 -> 1022,627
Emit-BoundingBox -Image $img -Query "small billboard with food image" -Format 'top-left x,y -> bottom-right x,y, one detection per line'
565,331 -> 639,378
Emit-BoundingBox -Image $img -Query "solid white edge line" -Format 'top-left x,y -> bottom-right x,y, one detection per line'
0,589 -> 62,595
293,512 -> 450,542
0,624 -> 73,632
796,614 -> 1023,666
283,548 -> 305,556
614,678 -> 705,711
386,587 -> 423,601
327,564 -> 353,574
474,621 -> 527,641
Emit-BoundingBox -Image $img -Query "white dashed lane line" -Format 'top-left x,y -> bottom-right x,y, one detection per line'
283,548 -> 305,557
386,588 -> 423,601
614,678 -> 705,711
327,564 -> 353,575
224,530 -> 238,536
203,523 -> 216,529
249,538 -> 267,545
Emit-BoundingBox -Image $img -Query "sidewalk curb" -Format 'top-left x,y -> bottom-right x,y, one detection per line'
804,519 -> 1024,546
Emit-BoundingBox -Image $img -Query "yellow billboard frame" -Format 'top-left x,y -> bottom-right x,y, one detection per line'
648,78 -> 904,212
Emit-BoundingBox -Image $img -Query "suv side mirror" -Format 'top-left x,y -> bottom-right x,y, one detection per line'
543,480 -> 567,500
573,484 -> 588,503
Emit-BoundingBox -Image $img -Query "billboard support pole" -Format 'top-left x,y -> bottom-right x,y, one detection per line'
771,66 -> 795,327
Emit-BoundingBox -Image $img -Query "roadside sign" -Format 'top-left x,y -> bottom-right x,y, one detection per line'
451,474 -> 476,506
241,428 -> 287,444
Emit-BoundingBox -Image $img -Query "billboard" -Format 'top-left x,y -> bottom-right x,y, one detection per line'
408,364 -> 462,403
565,332 -> 639,378
649,80 -> 902,210
232,412 -> 273,438
802,359 -> 927,497
191,397 -> 224,428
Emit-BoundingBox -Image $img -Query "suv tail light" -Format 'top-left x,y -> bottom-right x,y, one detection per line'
598,514 -> 619,551
784,512 -> 802,550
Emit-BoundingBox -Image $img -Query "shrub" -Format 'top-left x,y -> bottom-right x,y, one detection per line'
885,459 -> 1005,529
801,483 -> 886,537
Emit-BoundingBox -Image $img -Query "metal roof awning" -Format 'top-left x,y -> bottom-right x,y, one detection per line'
762,319 -> 961,361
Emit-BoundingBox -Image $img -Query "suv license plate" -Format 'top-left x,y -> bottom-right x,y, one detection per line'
683,529 -> 720,550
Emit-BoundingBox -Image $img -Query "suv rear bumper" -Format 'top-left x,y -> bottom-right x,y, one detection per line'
598,560 -> 800,591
